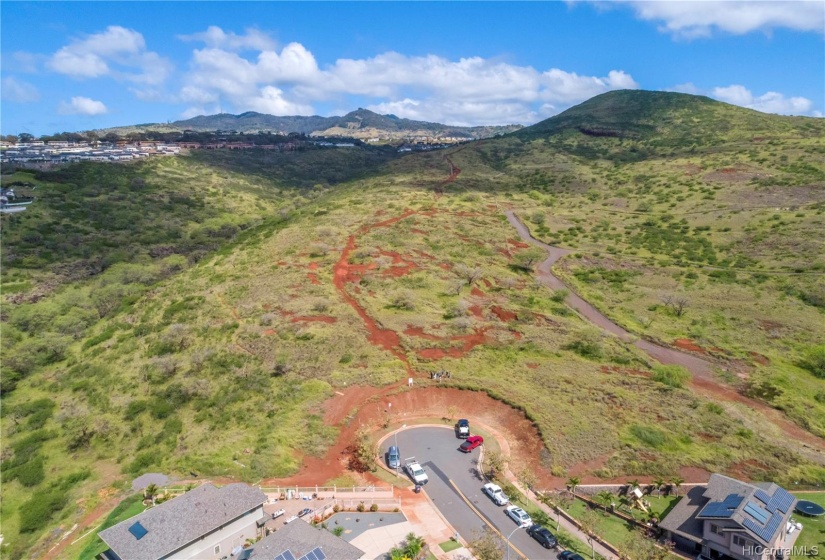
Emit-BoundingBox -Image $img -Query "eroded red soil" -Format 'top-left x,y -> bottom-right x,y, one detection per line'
490,305 -> 517,322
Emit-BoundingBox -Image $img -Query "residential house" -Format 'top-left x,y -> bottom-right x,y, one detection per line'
242,520 -> 364,560
98,483 -> 267,560
659,474 -> 801,560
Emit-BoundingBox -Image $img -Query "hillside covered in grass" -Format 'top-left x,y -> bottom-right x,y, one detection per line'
2,90 -> 824,560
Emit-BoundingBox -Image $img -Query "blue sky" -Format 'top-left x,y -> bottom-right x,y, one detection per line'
1,1 -> 823,135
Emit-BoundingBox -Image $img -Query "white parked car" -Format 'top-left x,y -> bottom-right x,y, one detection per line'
505,505 -> 533,527
404,457 -> 429,485
482,483 -> 509,506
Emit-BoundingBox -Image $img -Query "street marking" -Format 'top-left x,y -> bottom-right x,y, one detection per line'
448,478 -> 528,560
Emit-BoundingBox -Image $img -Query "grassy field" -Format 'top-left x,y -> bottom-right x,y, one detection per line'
2,93 -> 824,559
791,492 -> 825,559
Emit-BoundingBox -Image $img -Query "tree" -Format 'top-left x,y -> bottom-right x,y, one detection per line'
518,467 -> 538,501
512,247 -> 546,271
485,451 -> 507,479
566,476 -> 581,494
660,294 -> 689,317
652,477 -> 666,497
626,479 -> 640,493
455,263 -> 483,286
144,483 -> 158,504
801,344 -> 825,378
468,528 -> 504,560
595,490 -> 614,513
577,508 -> 600,560
670,476 -> 684,497
403,532 -> 425,559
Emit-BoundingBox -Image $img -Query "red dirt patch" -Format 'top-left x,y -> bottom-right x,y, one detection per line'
471,287 -> 486,298
491,305 -> 517,322
403,325 -> 443,341
262,329 -> 276,336
468,304 -> 485,319
307,273 -> 320,285
308,262 -> 319,270
509,330 -> 523,340
748,352 -> 770,365
438,262 -> 452,270
416,328 -> 492,360
508,238 -> 530,249
672,338 -> 709,354
481,278 -> 493,289
526,363 -> 539,369
410,228 -> 428,235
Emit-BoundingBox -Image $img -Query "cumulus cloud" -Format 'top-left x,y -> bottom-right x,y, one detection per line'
178,26 -> 276,51
603,1 -> 825,39
47,25 -> 173,85
1,77 -> 41,103
178,30 -> 638,124
58,96 -> 108,115
712,85 -> 814,115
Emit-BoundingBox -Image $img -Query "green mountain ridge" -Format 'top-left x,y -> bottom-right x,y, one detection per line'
99,108 -> 523,139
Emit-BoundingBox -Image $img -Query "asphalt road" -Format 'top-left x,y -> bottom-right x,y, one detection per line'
390,426 -> 568,560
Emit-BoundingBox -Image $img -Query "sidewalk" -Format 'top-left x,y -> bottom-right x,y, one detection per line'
398,485 -> 473,560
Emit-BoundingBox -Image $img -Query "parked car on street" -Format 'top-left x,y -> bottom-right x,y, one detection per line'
404,457 -> 429,485
482,483 -> 509,506
297,508 -> 312,518
386,445 -> 401,469
456,419 -> 470,439
526,525 -> 557,548
271,509 -> 286,519
505,505 -> 532,527
459,435 -> 483,453
558,552 -> 585,560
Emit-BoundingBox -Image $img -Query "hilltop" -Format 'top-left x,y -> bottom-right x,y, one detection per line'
1,90 -> 824,560
99,108 -> 522,141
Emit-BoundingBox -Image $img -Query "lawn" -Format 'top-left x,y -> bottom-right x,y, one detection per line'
791,492 -> 825,559
76,494 -> 146,560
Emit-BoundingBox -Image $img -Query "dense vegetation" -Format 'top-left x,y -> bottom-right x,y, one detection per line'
1,91 -> 823,560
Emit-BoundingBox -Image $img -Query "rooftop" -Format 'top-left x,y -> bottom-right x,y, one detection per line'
248,520 -> 364,560
99,483 -> 267,560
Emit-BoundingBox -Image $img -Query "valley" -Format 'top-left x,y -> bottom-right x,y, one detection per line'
1,91 -> 824,559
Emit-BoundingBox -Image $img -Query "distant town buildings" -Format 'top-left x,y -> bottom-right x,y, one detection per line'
0,140 -> 180,164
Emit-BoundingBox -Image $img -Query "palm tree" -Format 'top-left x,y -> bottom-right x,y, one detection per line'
566,476 -> 581,494
595,491 -> 614,514
653,477 -> 666,497
144,483 -> 158,504
388,547 -> 406,560
626,479 -> 640,492
670,476 -> 684,497
404,532 -> 425,559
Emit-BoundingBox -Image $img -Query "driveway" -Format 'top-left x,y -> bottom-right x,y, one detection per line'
392,426 -> 566,560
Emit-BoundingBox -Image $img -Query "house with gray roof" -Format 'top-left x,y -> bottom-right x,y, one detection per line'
659,474 -> 801,560
244,520 -> 364,560
99,483 -> 267,560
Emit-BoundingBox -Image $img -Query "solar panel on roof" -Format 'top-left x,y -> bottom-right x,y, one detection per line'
128,521 -> 148,540
767,488 -> 794,513
744,501 -> 770,524
697,494 -> 743,518
299,548 -> 325,560
744,512 -> 783,543
275,551 -> 296,560
754,489 -> 771,505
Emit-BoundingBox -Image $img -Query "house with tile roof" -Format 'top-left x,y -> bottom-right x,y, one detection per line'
242,519 -> 365,560
98,483 -> 267,560
659,474 -> 801,560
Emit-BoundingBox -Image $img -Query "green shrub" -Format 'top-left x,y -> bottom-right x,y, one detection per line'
19,488 -> 69,533
629,425 -> 669,449
801,345 -> 825,379
651,364 -> 691,388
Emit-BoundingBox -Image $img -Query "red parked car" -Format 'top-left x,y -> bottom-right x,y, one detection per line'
459,435 -> 483,452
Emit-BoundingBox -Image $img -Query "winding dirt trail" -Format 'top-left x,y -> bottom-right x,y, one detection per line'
506,210 -> 825,453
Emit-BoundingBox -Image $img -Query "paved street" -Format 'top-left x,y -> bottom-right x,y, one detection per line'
392,426 -> 568,560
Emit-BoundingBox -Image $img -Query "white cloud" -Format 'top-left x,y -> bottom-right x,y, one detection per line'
58,96 -> 108,115
712,85 -> 813,115
604,1 -> 825,39
668,82 -> 701,95
178,32 -> 638,124
2,77 -> 41,103
178,26 -> 276,51
47,26 -> 173,85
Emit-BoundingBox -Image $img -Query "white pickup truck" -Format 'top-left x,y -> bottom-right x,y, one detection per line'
404,457 -> 429,485
482,482 -> 509,506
